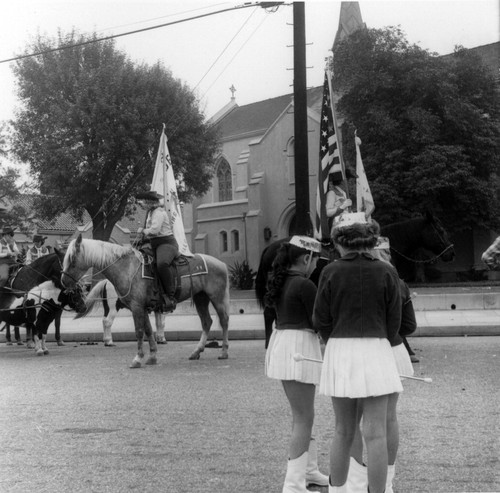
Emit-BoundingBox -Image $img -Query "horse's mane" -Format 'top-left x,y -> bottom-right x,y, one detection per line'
65,239 -> 135,271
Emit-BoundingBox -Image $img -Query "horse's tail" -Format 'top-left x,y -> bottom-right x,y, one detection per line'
255,245 -> 271,310
74,279 -> 108,319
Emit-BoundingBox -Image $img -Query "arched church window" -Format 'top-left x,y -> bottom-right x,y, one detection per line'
217,159 -> 232,202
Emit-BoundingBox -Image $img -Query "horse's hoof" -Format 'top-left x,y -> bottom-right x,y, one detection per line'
129,361 -> 142,368
16,341 -> 24,346
27,342 -> 35,349
156,337 -> 167,345
43,349 -> 49,355
104,342 -> 116,347
218,354 -> 229,360
188,353 -> 201,360
36,349 -> 44,356
57,340 -> 66,346
145,357 -> 157,365
6,342 -> 13,346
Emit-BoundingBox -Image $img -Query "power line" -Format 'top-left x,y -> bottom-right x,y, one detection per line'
0,2 -> 286,65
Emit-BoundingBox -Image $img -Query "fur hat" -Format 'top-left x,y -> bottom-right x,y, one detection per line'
136,190 -> 163,201
289,236 -> 322,253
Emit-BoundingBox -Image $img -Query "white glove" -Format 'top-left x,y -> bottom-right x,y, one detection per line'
340,199 -> 352,210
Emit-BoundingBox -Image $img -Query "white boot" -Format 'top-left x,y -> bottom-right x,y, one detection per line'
283,451 -> 311,493
345,457 -> 367,493
385,464 -> 395,493
305,438 -> 329,487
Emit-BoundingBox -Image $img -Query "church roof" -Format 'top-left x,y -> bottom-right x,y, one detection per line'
213,86 -> 324,140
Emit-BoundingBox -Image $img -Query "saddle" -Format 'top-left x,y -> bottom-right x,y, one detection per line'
138,243 -> 208,313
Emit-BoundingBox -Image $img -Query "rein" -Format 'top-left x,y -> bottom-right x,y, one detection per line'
390,243 -> 454,264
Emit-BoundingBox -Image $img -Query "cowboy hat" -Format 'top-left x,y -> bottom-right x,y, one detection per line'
33,234 -> 47,243
2,226 -> 14,235
135,191 -> 163,201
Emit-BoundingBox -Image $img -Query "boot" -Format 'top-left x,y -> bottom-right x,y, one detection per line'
346,457 -> 367,493
158,264 -> 176,312
305,438 -> 329,487
385,465 -> 395,493
283,451 -> 312,493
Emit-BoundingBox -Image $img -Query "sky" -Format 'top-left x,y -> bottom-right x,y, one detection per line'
0,0 -> 499,124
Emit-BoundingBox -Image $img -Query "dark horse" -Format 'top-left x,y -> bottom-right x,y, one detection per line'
381,211 -> 455,282
0,252 -> 83,347
255,212 -> 455,348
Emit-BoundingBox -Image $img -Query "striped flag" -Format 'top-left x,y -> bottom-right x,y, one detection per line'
314,71 -> 345,240
151,127 -> 193,256
355,133 -> 375,218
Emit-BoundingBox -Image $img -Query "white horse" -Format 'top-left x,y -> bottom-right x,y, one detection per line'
62,235 -> 230,368
77,279 -> 166,347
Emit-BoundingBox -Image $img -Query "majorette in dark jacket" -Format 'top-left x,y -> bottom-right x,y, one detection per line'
313,251 -> 401,344
274,271 -> 317,331
392,279 -> 417,347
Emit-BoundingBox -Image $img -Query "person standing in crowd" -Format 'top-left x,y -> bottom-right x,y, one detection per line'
0,226 -> 20,287
345,236 -> 417,493
0,226 -> 20,260
265,236 -> 328,492
26,234 -> 50,264
313,213 -> 403,493
325,169 -> 355,232
136,191 -> 178,312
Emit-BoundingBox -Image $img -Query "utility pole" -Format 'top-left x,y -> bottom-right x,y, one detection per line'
292,2 -> 311,235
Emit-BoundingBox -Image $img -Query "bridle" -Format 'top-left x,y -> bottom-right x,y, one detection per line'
390,221 -> 454,264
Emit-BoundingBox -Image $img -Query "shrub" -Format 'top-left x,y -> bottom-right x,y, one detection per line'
229,260 -> 256,290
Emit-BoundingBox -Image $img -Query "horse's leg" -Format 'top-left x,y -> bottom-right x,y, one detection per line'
155,311 -> 167,344
264,307 -> 276,349
14,326 -> 24,345
211,292 -> 230,360
55,310 -> 65,346
102,304 -> 116,347
5,324 -> 13,345
26,326 -> 35,349
129,308 -> 157,368
189,292 -> 212,360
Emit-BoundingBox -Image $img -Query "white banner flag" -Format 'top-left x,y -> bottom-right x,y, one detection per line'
151,127 -> 193,256
355,133 -> 375,218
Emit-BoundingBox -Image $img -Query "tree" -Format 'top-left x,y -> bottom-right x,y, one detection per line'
332,27 -> 500,233
0,122 -> 32,230
11,31 -> 220,241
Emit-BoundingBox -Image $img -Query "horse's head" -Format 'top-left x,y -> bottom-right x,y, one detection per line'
421,211 -> 455,262
61,234 -> 85,288
60,283 -> 87,314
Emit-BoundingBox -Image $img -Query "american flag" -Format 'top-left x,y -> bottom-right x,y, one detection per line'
314,71 -> 345,241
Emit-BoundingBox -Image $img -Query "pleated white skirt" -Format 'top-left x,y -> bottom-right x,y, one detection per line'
319,338 -> 403,398
265,329 -> 323,385
392,343 -> 414,377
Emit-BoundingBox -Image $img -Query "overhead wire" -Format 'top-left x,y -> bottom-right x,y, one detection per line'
6,2 -> 288,233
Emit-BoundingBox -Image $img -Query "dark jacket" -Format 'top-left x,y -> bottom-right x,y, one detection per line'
313,252 -> 401,343
275,272 -> 317,331
392,279 -> 417,347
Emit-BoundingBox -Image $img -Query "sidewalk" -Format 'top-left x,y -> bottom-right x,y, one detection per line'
2,288 -> 500,343
4,307 -> 497,344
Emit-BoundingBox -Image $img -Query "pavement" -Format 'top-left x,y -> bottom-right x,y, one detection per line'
2,286 -> 500,343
